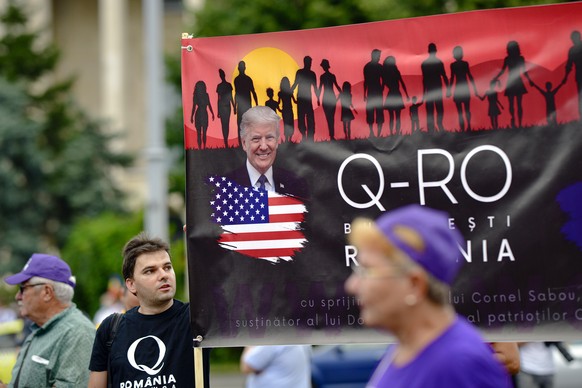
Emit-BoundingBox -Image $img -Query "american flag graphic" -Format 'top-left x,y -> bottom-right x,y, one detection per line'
206,176 -> 308,263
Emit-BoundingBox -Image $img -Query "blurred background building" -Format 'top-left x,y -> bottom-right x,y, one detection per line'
0,0 -> 204,312
12,0 -> 201,206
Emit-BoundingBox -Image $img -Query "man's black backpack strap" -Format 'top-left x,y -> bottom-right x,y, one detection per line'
106,313 -> 123,387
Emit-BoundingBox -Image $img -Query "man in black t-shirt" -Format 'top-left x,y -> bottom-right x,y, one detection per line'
88,232 -> 209,387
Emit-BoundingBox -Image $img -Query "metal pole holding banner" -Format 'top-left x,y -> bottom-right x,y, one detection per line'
143,0 -> 168,242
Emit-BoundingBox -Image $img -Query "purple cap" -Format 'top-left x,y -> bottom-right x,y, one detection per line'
4,253 -> 76,288
375,205 -> 464,284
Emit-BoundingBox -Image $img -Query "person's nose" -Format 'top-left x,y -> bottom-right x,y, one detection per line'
158,268 -> 169,280
345,273 -> 359,295
15,291 -> 22,301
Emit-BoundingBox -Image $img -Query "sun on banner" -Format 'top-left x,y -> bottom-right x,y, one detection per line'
182,3 -> 582,347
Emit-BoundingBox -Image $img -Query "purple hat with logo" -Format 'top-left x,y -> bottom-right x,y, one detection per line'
4,253 -> 76,288
375,205 -> 464,284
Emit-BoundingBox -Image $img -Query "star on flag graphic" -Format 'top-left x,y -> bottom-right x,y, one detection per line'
206,176 -> 308,263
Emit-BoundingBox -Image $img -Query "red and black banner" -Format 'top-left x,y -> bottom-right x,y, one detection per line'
182,3 -> 582,347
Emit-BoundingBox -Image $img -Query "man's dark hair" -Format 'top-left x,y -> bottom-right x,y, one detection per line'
122,232 -> 170,280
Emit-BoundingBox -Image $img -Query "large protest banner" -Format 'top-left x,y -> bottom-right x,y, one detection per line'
182,3 -> 582,347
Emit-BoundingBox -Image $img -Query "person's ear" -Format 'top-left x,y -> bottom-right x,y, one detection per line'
43,284 -> 55,302
125,278 -> 136,295
406,267 -> 428,301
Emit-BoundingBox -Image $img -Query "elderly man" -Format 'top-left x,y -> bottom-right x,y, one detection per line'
345,205 -> 511,388
227,105 -> 308,199
0,254 -> 95,387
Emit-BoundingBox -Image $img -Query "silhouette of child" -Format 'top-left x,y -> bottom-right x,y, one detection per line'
265,87 -> 279,113
409,96 -> 423,132
339,81 -> 357,140
531,80 -> 565,126
479,80 -> 504,130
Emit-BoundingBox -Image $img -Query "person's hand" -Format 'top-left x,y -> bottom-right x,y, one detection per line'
490,342 -> 520,375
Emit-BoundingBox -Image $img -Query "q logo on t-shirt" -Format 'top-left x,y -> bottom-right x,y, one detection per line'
127,335 -> 166,375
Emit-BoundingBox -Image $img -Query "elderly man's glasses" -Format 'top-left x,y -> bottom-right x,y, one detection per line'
350,264 -> 405,279
18,283 -> 47,293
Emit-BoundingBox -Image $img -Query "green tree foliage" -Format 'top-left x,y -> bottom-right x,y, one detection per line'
193,0 -> 368,36
62,212 -> 188,318
0,78 -> 45,268
61,213 -> 143,317
191,0 -> 565,37
0,1 -> 131,272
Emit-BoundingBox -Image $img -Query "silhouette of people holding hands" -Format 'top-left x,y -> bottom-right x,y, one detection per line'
492,40 -> 533,128
216,69 -> 236,148
563,30 -> 582,120
278,77 -> 296,142
363,49 -> 384,137
234,61 -> 258,145
265,87 -> 279,112
190,80 -> 215,149
382,55 -> 409,135
447,46 -> 479,132
339,81 -> 357,140
421,43 -> 449,132
291,56 -> 318,141
479,80 -> 504,130
531,80 -> 565,126
409,96 -> 423,133
318,59 -> 342,140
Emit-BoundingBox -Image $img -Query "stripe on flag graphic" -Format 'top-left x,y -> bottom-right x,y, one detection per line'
206,176 -> 307,262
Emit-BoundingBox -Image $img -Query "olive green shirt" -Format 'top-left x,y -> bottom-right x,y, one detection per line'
9,304 -> 95,387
